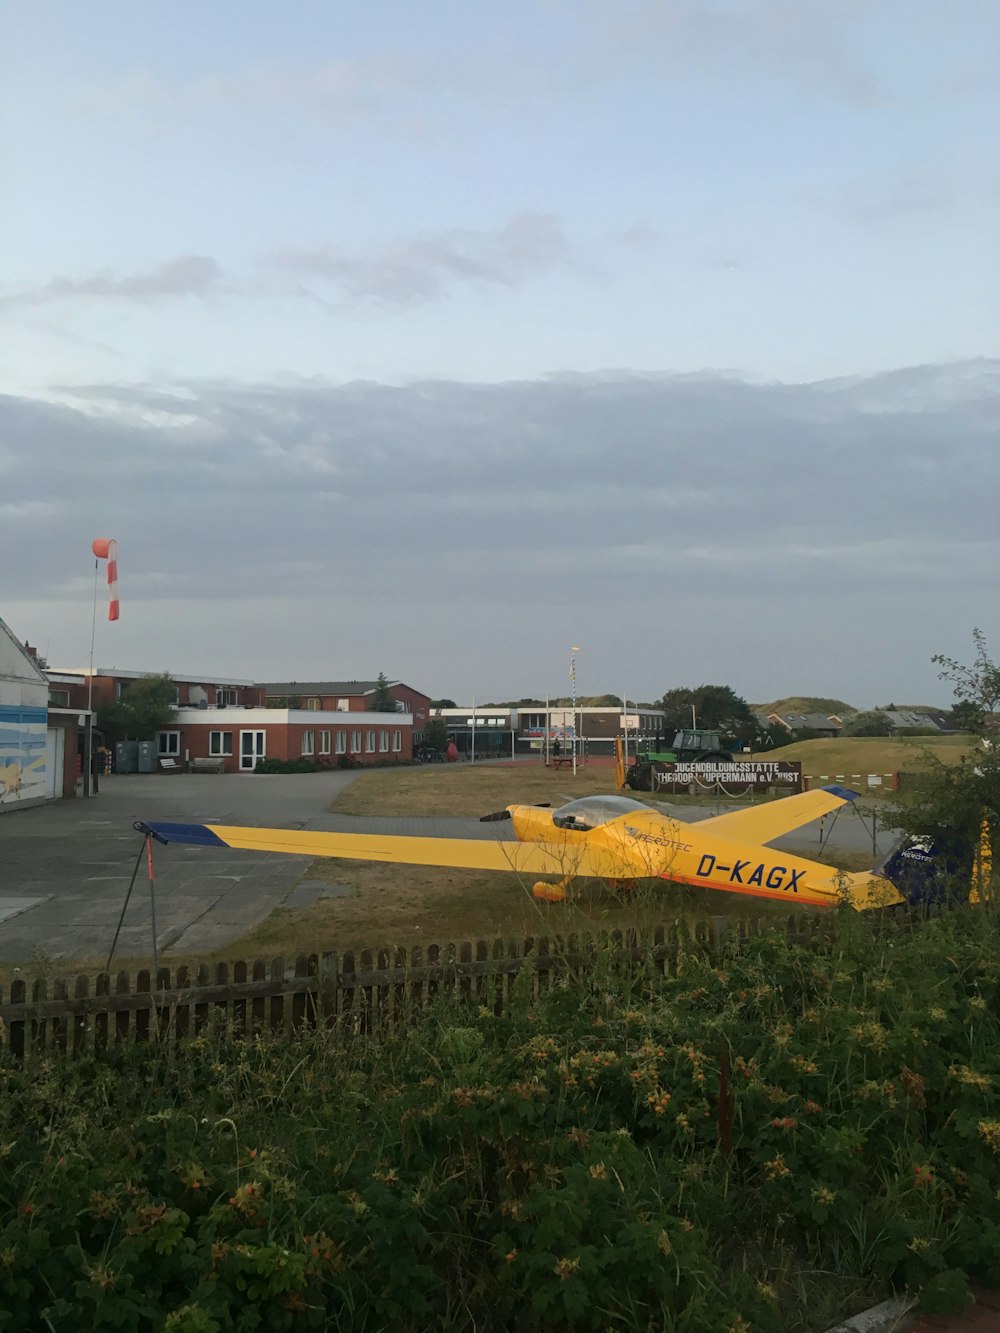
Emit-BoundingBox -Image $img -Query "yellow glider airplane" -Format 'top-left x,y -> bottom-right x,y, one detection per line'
136,784 -> 921,912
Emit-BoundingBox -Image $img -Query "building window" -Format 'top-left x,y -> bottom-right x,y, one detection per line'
379,729 -> 389,752
336,731 -> 347,754
365,729 -> 376,753
337,699 -> 350,711
351,730 -> 362,753
302,730 -> 315,756
392,730 -> 402,752
157,731 -> 181,756
49,689 -> 70,707
305,698 -> 319,711
216,687 -> 238,707
209,731 -> 233,756
319,730 -> 331,754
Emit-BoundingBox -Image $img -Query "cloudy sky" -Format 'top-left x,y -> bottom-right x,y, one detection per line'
2,1 -> 997,706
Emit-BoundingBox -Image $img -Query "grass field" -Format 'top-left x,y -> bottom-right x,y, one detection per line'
763,732 -> 972,776
328,760 -> 624,818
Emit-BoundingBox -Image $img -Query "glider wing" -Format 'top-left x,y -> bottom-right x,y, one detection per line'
693,785 -> 859,845
136,821 -> 635,879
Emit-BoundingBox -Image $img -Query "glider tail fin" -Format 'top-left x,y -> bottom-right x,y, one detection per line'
874,833 -> 978,908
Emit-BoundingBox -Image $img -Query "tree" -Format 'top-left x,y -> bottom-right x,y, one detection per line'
659,685 -> 757,744
842,710 -> 893,737
371,673 -> 398,713
886,631 -> 1000,898
431,698 -> 457,709
951,700 -> 984,733
101,674 -> 176,742
933,629 -> 1000,741
422,719 -> 449,752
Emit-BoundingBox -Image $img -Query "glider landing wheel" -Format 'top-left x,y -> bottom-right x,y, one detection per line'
533,879 -> 568,903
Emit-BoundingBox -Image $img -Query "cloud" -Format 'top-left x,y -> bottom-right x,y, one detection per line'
579,0 -> 888,103
0,256 -> 222,313
73,2 -> 895,135
806,171 -> 956,228
77,56 -> 429,127
3,358 -> 998,701
273,213 -> 573,306
1,215 -> 568,322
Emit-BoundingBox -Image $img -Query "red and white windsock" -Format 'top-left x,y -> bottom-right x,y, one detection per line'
91,538 -> 120,621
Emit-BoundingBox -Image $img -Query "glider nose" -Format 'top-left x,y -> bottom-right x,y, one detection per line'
480,802 -> 551,823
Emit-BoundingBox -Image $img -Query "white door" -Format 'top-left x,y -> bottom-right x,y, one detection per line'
239,730 -> 265,771
44,727 -> 64,799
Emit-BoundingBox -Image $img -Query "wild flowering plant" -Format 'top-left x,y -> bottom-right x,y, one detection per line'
0,906 -> 997,1329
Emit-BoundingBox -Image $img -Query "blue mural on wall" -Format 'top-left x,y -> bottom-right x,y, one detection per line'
0,705 -> 47,804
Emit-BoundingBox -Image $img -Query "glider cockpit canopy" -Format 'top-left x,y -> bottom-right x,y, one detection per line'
551,794 -> 652,831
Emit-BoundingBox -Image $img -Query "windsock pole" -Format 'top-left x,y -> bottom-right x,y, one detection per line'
85,553 -> 99,797
87,539 -> 120,797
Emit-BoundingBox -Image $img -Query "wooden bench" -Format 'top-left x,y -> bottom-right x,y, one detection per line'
159,758 -> 182,774
191,757 -> 226,774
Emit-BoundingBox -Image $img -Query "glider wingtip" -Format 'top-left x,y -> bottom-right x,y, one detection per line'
822,784 -> 860,802
132,820 -> 228,848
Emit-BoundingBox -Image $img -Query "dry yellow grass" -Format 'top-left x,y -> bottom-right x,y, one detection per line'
230,844 -> 876,958
764,733 -> 971,777
330,760 -> 623,818
232,859 -> 822,958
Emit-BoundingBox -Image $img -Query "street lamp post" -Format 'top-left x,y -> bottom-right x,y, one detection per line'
570,646 -> 580,777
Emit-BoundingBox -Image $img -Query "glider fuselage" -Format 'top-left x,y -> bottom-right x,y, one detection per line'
506,798 -> 900,910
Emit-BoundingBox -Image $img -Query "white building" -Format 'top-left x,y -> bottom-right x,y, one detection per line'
0,617 -> 50,810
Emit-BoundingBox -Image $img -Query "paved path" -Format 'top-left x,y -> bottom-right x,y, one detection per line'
902,1288 -> 1000,1331
0,771 -> 359,965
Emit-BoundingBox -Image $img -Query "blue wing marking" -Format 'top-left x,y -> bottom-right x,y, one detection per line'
134,820 -> 228,847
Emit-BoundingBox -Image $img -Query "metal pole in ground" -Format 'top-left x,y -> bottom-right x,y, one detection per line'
146,833 -> 159,975
84,558 -> 99,798
106,837 -> 148,972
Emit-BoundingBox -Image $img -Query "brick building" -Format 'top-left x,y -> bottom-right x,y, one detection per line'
260,680 -> 431,746
164,706 -> 413,772
48,668 -> 265,716
50,668 -> 417,773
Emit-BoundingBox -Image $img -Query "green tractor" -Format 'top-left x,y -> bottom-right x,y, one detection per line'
624,728 -> 733,791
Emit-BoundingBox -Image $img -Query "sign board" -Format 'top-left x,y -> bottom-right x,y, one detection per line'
867,774 -> 883,787
641,760 -> 802,794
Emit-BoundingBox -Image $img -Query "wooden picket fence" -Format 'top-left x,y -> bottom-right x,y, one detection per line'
0,915 -> 829,1060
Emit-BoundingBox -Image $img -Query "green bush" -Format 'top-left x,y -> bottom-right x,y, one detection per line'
253,758 -> 321,774
1,908 -> 998,1329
